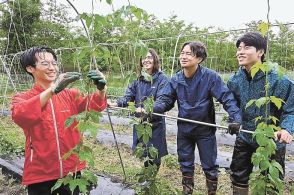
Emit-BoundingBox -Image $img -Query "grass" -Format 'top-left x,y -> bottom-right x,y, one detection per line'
0,116 -> 25,157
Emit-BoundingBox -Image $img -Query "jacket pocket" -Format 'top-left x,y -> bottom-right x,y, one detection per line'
29,137 -> 33,162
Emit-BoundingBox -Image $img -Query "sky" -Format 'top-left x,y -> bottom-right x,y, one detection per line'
61,0 -> 294,29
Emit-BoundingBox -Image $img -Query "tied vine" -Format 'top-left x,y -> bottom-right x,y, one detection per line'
248,21 -> 288,194
52,1 -> 152,194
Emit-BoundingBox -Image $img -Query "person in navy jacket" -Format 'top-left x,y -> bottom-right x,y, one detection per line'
153,41 -> 241,195
108,48 -> 168,168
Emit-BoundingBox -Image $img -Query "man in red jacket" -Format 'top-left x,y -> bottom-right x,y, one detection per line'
11,46 -> 107,195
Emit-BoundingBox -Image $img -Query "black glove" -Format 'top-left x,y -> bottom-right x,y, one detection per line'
227,122 -> 241,135
87,70 -> 107,91
52,72 -> 81,94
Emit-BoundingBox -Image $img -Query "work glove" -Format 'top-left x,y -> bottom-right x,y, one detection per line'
87,70 -> 107,91
52,72 -> 81,94
227,122 -> 241,135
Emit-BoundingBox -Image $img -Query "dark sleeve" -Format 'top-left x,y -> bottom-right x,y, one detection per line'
210,73 -> 241,123
117,81 -> 137,107
153,78 -> 176,113
278,78 -> 294,134
227,76 -> 240,108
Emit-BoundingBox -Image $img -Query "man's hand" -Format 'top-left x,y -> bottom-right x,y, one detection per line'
227,122 -> 241,135
52,72 -> 81,94
275,130 -> 293,144
135,107 -> 146,114
87,70 -> 107,91
135,107 -> 150,120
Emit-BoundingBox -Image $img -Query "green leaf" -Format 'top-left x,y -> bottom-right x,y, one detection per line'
252,153 -> 262,166
269,116 -> 279,125
145,125 -> 152,138
136,124 -> 144,139
260,160 -> 270,171
76,112 -> 87,121
69,178 -> 88,194
141,69 -> 152,82
254,116 -> 263,123
79,148 -> 94,167
255,97 -> 268,108
77,121 -> 98,135
143,97 -> 154,114
83,170 -> 98,184
51,178 -> 64,192
88,110 -> 102,123
129,6 -> 142,20
270,96 -> 285,109
258,22 -> 269,36
148,146 -> 158,159
128,102 -> 136,113
134,145 -> 144,158
65,116 -> 75,128
80,13 -> 92,28
255,133 -> 267,147
143,134 -> 150,145
106,0 -> 113,5
272,160 -> 284,174
246,99 -> 256,109
266,139 -> 277,154
62,149 -> 76,160
250,66 -> 259,79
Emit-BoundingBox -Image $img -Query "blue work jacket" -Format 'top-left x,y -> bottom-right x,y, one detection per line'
227,67 -> 294,147
154,65 -> 241,135
117,71 -> 169,158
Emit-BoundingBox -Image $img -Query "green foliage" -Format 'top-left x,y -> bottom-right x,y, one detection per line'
52,73 -> 103,193
128,96 -> 161,194
0,117 -> 25,156
248,22 -> 287,195
51,171 -> 96,195
258,22 -> 270,36
162,154 -> 179,169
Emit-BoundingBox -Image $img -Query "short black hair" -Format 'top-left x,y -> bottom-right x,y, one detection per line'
20,46 -> 57,76
236,32 -> 267,62
181,41 -> 207,63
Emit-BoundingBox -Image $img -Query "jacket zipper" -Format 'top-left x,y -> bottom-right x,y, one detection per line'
49,99 -> 63,178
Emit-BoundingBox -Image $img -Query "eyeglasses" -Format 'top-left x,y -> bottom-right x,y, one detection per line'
37,60 -> 59,67
142,56 -> 153,61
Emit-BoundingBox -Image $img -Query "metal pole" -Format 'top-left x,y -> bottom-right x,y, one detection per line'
109,106 -> 254,134
106,107 -> 127,181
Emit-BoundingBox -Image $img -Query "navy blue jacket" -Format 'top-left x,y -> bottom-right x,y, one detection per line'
154,65 -> 241,135
228,68 -> 294,147
117,71 -> 168,158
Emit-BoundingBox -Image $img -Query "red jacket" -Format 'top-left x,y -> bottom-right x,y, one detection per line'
11,84 -> 107,185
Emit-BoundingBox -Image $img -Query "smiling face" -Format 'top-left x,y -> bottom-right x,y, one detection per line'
141,52 -> 154,75
180,45 -> 203,69
236,42 -> 264,71
26,52 -> 59,88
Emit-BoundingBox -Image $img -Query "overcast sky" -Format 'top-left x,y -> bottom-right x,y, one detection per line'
63,0 -> 294,29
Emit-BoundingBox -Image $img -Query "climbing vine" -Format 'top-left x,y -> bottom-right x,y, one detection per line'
248,21 -> 289,195
52,1 -> 151,194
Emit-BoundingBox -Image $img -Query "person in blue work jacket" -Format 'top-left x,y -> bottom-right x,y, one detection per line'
153,41 -> 241,195
228,32 -> 293,195
108,48 -> 168,168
